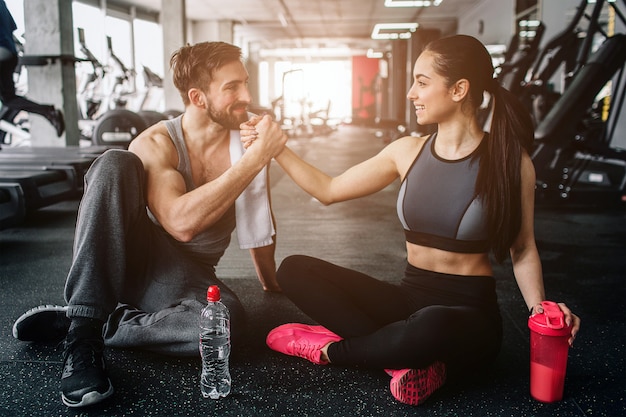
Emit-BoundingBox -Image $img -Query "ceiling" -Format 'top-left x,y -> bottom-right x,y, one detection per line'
109,0 -> 484,53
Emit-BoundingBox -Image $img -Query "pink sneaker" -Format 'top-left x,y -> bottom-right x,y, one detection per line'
388,362 -> 446,405
269,323 -> 340,338
266,324 -> 343,365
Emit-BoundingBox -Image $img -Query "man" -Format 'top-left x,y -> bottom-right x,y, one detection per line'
11,41 -> 287,408
0,0 -> 64,136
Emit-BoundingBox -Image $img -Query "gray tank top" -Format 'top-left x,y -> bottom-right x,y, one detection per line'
147,115 -> 235,267
396,133 -> 489,253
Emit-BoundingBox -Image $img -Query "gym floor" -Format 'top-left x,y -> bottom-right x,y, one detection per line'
0,125 -> 624,416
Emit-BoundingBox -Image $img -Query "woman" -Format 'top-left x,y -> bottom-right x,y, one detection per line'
242,34 -> 580,406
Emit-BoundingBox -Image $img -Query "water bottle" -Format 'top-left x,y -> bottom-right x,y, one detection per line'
199,285 -> 231,399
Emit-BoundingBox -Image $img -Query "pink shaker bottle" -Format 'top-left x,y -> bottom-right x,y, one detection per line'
528,301 -> 572,402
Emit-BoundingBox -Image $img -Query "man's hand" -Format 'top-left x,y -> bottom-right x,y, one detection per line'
249,239 -> 281,292
240,115 -> 285,155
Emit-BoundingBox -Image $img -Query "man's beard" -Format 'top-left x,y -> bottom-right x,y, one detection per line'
207,103 -> 248,130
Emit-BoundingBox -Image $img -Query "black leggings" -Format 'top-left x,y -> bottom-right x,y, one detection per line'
0,54 -> 54,118
276,255 -> 502,372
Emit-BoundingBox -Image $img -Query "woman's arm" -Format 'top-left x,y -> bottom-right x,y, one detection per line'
242,118 -> 404,205
510,153 -> 580,345
274,145 -> 400,205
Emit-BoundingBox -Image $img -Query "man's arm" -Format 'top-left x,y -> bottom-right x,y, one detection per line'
249,235 -> 280,292
129,116 -> 286,242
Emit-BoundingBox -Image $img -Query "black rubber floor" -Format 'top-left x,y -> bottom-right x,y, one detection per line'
1,126 -> 624,416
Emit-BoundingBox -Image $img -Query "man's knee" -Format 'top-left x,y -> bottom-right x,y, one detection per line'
87,149 -> 143,182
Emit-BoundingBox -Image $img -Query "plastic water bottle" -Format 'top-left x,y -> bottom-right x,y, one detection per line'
199,285 -> 231,399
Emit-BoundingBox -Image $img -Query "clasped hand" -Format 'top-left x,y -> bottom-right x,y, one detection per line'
240,114 -> 285,152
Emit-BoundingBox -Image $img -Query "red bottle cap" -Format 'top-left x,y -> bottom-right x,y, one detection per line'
207,285 -> 221,302
528,301 -> 571,337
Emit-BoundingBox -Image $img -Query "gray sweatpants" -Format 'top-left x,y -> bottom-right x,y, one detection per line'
64,149 -> 245,356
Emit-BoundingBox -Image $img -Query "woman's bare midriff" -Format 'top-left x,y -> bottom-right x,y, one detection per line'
406,242 -> 494,277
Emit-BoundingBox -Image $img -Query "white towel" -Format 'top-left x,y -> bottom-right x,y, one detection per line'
229,130 -> 275,249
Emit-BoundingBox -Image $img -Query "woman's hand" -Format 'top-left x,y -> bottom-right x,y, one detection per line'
240,115 -> 262,149
530,302 -> 580,347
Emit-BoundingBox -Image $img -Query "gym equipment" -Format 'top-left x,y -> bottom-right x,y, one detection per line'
0,182 -> 24,230
531,0 -> 626,206
75,28 -> 154,148
1,52 -> 76,147
91,109 -> 147,147
0,145 -> 105,230
0,103 -> 29,147
496,22 -> 545,96
0,167 -> 77,209
271,69 -> 312,138
490,0 -> 625,206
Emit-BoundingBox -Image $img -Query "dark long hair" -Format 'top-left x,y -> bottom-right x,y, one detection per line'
423,35 -> 535,262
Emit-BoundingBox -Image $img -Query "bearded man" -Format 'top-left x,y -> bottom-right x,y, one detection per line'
12,41 -> 287,408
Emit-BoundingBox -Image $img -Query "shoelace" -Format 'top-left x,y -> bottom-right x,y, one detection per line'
63,339 -> 103,373
290,340 -> 323,363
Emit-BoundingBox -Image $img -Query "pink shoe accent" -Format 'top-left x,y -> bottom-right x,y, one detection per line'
266,324 -> 343,365
270,323 -> 340,338
388,362 -> 446,406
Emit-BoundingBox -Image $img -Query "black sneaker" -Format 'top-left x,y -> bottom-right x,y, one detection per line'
61,337 -> 113,408
12,305 -> 70,342
46,107 -> 65,137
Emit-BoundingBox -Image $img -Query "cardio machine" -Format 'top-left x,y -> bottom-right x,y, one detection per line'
529,0 -> 626,206
76,28 -> 149,148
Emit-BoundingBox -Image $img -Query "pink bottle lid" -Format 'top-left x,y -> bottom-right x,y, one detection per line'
528,301 -> 571,337
207,285 -> 221,302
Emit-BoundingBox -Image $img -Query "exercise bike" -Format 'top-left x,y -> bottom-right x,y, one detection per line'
75,28 -> 148,148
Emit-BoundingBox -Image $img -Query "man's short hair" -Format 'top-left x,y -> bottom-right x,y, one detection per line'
169,41 -> 243,105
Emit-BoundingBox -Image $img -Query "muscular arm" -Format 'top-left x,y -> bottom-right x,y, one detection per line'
129,116 -> 286,242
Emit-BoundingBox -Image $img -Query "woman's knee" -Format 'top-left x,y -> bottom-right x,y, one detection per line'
276,254 -> 317,287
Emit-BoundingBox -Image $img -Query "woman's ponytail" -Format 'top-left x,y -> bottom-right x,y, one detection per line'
479,82 -> 534,262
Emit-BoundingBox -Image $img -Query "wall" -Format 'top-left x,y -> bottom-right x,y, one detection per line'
190,20 -> 233,44
457,0 -> 515,46
539,0 -> 580,50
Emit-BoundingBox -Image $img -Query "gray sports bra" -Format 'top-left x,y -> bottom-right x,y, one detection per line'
396,133 -> 489,253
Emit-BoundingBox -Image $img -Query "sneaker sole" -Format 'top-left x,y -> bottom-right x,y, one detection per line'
12,304 -> 68,340
62,381 -> 114,408
389,362 -> 446,406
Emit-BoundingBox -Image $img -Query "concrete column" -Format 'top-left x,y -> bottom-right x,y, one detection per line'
246,51 -> 261,109
23,0 -> 79,146
160,0 -> 186,112
407,29 -> 440,135
267,58 -> 276,110
192,20 -> 234,44
390,40 -> 407,126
